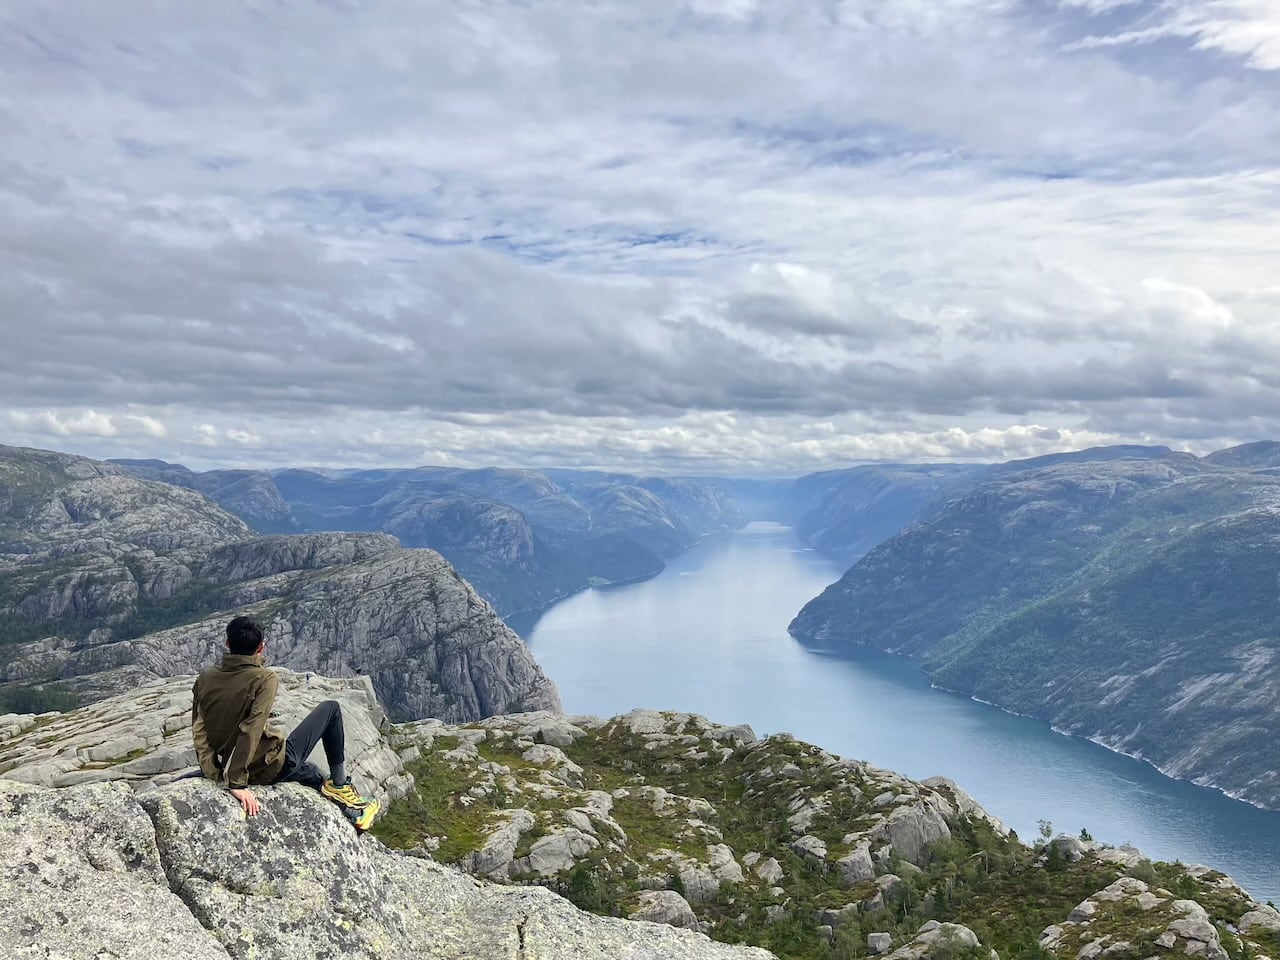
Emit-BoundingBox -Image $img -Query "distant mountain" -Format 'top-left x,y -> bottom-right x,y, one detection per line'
779,449 -> 1175,568
1202,441 -> 1280,470
693,477 -> 799,522
1,444 -> 559,720
112,461 -> 742,618
109,458 -> 300,533
790,445 -> 1280,809
973,444 -> 1177,479
789,463 -> 980,566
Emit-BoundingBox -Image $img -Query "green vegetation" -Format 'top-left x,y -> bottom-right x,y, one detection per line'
373,714 -> 1277,960
0,684 -> 80,714
371,735 -> 496,861
114,564 -> 232,641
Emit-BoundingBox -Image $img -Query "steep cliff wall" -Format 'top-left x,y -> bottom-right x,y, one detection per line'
1,445 -> 559,721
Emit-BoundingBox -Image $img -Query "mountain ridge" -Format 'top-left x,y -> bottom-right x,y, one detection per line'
113,457 -> 740,618
790,447 -> 1280,810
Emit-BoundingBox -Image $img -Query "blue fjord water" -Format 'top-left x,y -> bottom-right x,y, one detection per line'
522,521 -> 1280,903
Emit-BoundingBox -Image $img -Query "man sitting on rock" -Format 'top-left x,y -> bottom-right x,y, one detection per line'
191,615 -> 380,830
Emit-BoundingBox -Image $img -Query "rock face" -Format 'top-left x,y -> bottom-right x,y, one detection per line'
109,459 -> 301,533
0,444 -> 560,721
790,446 -> 1280,809
3,540 -> 560,721
1,776 -> 775,960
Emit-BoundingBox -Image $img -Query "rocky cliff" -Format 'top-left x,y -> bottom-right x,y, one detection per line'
0,444 -> 559,721
4,678 -> 1277,960
109,458 -> 301,533
112,459 -> 740,618
342,466 -> 740,615
790,448 -> 1280,809
0,674 -> 771,960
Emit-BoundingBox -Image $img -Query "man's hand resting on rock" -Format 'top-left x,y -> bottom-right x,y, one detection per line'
230,787 -> 261,816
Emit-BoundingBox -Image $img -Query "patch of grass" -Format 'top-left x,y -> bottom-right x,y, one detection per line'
104,745 -> 150,766
608,789 -> 705,860
371,748 -> 497,861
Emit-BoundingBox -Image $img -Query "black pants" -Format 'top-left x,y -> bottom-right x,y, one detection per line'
275,700 -> 344,788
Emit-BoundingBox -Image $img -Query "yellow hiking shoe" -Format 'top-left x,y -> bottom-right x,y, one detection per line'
322,777 -> 371,809
350,797 -> 381,831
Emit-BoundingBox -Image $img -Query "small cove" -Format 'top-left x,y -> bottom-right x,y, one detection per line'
522,521 -> 1280,903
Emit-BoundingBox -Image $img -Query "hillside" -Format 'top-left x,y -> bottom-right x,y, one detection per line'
0,444 -> 558,720
4,675 -> 1278,960
790,447 -> 1280,808
109,459 -> 301,533
788,464 -> 979,567
115,459 -> 741,618
783,448 -> 1175,569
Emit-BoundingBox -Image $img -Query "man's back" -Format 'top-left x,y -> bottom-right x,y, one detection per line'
192,653 -> 286,787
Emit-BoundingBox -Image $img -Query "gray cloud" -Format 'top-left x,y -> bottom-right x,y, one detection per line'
1,0 -> 1278,472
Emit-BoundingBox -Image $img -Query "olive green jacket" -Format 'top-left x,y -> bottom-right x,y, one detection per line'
191,654 -> 287,789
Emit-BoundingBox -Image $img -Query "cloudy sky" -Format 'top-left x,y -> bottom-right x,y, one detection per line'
2,0 -> 1278,474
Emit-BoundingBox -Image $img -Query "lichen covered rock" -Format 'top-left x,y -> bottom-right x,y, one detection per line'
2,776 -> 774,960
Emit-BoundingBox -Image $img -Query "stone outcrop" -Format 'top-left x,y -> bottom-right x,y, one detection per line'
866,796 -> 952,865
1241,903 -> 1280,934
922,776 -> 1010,836
1,776 -> 775,960
1041,877 -> 1232,960
0,672 -> 768,959
7,680 -> 1280,960
884,921 -> 985,960
628,890 -> 700,930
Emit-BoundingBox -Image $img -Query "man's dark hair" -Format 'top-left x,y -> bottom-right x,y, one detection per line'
226,616 -> 265,655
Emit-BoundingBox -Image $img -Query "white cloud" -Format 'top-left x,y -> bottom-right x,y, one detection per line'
1066,1 -> 1280,70
5,404 -> 1159,473
1057,0 -> 1144,12
1179,0 -> 1280,70
689,0 -> 761,21
7,409 -> 166,439
0,0 -> 1277,473
125,415 -> 168,438
224,428 -> 263,447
